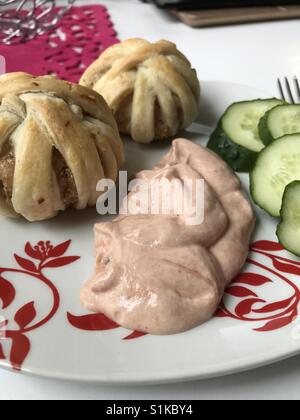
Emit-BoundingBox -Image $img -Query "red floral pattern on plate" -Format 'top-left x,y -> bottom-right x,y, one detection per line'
0,240 -> 80,370
0,240 -> 146,371
69,240 -> 300,338
216,241 -> 300,332
67,313 -> 147,341
1,240 -> 300,372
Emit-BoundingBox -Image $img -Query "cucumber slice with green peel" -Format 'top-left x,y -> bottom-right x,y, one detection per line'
259,104 -> 300,145
207,98 -> 283,172
277,181 -> 300,257
207,126 -> 258,172
221,99 -> 283,152
250,133 -> 300,217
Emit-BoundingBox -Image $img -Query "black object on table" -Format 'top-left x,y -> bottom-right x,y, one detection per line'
142,0 -> 300,10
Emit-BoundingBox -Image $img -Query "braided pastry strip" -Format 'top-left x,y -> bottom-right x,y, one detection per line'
81,39 -> 200,144
0,73 -> 124,221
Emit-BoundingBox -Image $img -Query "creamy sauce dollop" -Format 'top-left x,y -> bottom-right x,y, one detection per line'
81,139 -> 255,335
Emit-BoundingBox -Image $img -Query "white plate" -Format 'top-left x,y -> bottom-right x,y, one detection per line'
1,81 -> 300,384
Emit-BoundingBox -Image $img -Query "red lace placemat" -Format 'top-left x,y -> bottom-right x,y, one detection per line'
0,5 -> 119,83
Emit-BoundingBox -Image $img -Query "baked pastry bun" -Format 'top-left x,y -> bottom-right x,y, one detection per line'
0,72 -> 124,222
80,39 -> 200,144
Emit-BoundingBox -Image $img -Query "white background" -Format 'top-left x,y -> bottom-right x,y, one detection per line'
1,0 -> 300,400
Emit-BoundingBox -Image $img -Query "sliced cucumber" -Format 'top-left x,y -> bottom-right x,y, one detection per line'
277,181 -> 300,257
207,98 -> 283,172
259,104 -> 300,145
207,127 -> 258,172
250,133 -> 300,217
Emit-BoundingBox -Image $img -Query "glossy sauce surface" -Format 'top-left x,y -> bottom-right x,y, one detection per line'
81,139 -> 255,335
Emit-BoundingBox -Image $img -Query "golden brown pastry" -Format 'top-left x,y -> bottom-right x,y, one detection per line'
0,72 -> 124,222
80,39 -> 200,144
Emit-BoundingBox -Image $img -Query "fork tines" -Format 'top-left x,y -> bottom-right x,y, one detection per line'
278,77 -> 300,104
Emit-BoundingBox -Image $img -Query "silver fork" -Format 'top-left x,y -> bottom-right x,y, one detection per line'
278,77 -> 300,104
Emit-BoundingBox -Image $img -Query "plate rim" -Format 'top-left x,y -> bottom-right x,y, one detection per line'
1,337 -> 300,385
3,80 -> 299,385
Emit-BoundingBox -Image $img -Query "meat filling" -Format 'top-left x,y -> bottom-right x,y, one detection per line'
115,95 -> 184,140
0,144 -> 78,208
0,142 -> 15,202
52,149 -> 78,207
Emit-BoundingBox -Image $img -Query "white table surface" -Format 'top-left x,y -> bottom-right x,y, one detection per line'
1,0 -> 300,400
